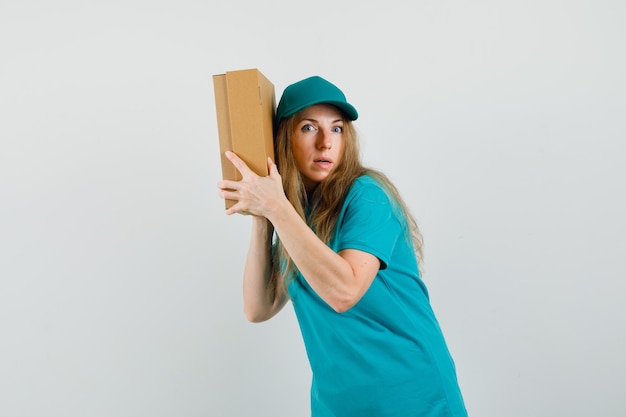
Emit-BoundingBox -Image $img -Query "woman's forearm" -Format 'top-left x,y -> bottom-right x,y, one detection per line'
242,216 -> 287,322
267,200 -> 377,313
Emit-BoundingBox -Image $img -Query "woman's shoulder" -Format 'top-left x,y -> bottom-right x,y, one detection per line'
347,174 -> 391,204
353,174 -> 379,187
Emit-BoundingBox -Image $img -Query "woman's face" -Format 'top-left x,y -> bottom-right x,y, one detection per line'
291,104 -> 345,191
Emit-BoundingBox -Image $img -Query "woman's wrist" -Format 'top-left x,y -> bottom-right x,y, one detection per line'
251,215 -> 274,239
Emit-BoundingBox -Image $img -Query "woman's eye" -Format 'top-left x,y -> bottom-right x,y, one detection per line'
302,124 -> 315,132
332,126 -> 343,133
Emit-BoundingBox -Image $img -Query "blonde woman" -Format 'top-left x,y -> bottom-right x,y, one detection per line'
218,76 -> 467,417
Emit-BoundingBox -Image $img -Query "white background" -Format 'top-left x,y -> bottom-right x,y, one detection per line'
1,1 -> 625,416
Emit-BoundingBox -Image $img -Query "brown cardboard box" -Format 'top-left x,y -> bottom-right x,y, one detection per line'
213,68 -> 276,208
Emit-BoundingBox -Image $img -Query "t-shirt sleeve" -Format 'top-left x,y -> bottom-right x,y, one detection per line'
334,180 -> 403,269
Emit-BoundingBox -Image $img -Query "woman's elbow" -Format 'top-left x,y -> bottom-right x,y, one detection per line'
330,294 -> 361,314
244,300 -> 282,322
244,307 -> 271,323
332,304 -> 352,314
246,315 -> 267,323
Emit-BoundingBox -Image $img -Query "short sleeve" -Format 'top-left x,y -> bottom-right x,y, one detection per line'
333,178 -> 403,269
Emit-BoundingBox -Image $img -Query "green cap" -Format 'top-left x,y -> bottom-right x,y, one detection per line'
275,76 -> 358,124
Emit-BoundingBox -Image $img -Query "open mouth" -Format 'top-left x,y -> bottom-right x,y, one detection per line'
315,158 -> 332,163
314,158 -> 333,168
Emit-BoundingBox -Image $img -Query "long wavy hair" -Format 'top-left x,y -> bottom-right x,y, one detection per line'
272,109 -> 424,294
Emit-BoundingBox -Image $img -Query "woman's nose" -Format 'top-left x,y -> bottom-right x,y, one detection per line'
316,130 -> 332,149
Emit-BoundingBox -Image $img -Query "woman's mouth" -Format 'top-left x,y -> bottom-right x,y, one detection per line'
314,158 -> 333,168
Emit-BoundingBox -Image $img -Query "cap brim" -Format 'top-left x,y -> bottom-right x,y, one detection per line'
279,99 -> 358,122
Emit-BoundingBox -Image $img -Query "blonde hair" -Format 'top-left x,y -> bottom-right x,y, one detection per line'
272,109 -> 424,292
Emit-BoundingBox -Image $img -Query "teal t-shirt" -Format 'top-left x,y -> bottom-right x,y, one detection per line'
288,176 -> 467,417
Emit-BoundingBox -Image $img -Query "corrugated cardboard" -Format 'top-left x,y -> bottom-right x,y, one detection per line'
213,68 -> 275,208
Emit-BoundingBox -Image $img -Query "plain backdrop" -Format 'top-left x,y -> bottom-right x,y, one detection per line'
1,1 -> 625,416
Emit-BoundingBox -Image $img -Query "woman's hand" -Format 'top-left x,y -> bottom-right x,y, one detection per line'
217,151 -> 287,218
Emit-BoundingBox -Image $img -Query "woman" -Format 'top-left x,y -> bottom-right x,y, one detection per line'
218,76 -> 468,417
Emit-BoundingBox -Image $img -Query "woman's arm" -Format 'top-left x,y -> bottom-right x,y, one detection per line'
219,151 -> 379,313
268,201 -> 379,313
242,216 -> 287,322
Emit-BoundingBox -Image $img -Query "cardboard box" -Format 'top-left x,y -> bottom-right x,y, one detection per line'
212,68 -> 276,208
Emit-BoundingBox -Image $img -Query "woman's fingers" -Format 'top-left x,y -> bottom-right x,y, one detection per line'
268,157 -> 280,180
217,153 -> 285,218
218,188 -> 238,201
226,150 -> 255,178
225,201 -> 246,216
218,179 -> 240,191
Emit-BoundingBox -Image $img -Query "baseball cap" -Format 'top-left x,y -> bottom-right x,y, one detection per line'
275,76 -> 358,124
